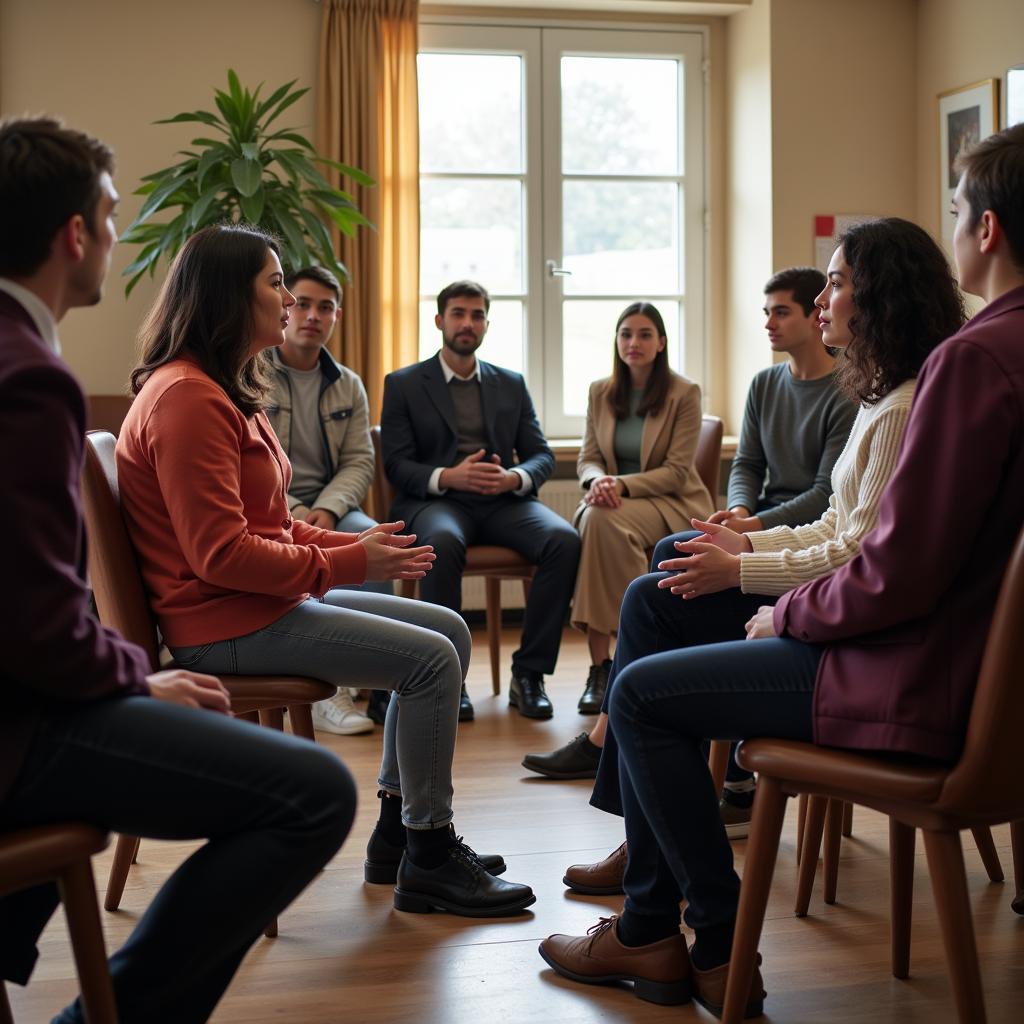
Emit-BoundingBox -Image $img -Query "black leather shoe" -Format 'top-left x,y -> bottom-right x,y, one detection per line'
509,672 -> 553,719
394,840 -> 535,917
364,824 -> 506,884
522,732 -> 601,779
459,683 -> 475,722
578,659 -> 612,715
366,689 -> 391,725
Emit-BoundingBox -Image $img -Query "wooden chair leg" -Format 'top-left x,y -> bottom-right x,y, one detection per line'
823,799 -> 844,905
841,801 -> 854,838
263,917 -> 278,939
104,833 -> 140,912
237,710 -> 260,724
259,707 -> 285,731
131,835 -> 141,865
1,982 -> 14,1024
288,703 -> 316,741
1011,819 -> 1024,915
401,579 -> 417,600
707,740 -> 730,799
59,860 -> 118,1024
921,829 -> 986,1024
721,776 -> 786,1024
970,826 -> 1004,883
796,793 -> 807,865
485,577 -> 502,696
794,795 -> 828,916
889,818 -> 915,979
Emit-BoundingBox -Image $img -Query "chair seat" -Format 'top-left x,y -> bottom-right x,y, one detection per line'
738,738 -> 948,807
218,675 -> 336,707
0,825 -> 110,896
464,545 -> 535,575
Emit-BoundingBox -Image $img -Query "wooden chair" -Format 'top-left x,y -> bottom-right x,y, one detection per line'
722,525 -> 1024,1024
0,825 -> 116,1024
369,425 -> 534,696
81,431 -> 335,938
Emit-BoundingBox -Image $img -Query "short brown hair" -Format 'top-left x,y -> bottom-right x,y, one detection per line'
955,123 -> 1024,272
0,117 -> 113,277
437,280 -> 490,316
763,267 -> 826,316
285,265 -> 341,303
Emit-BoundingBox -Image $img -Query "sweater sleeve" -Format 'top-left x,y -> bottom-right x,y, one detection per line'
4,362 -> 151,702
143,381 -> 367,595
739,398 -> 911,596
726,379 -> 766,513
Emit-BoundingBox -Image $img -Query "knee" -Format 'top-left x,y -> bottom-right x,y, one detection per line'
621,572 -> 662,621
425,529 -> 466,566
293,745 -> 358,847
547,520 -> 581,563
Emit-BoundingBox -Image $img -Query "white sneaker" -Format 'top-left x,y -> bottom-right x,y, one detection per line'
311,690 -> 374,735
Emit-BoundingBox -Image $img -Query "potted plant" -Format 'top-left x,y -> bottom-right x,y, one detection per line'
121,70 -> 373,294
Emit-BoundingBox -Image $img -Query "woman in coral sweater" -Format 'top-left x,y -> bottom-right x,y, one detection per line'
116,225 -> 534,918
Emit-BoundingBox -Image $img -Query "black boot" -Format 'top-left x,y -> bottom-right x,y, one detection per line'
522,732 -> 601,779
366,689 -> 391,725
578,659 -> 612,714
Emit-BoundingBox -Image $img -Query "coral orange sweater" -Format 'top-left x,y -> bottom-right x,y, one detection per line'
116,359 -> 367,647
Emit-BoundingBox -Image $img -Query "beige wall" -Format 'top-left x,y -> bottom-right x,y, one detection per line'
0,0 -> 320,393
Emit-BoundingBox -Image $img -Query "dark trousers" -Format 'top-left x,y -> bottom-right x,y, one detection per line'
0,698 -> 356,1024
408,496 -> 581,677
609,635 -> 819,936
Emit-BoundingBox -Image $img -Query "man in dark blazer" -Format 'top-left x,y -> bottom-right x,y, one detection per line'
0,117 -> 355,1024
381,281 -> 580,720
538,124 -> 1024,1016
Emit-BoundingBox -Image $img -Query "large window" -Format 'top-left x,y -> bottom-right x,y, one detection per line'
419,22 -> 706,436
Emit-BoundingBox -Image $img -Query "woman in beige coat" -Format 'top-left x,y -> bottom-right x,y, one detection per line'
569,302 -> 712,715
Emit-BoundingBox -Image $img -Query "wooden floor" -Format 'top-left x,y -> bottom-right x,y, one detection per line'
9,627 -> 1024,1023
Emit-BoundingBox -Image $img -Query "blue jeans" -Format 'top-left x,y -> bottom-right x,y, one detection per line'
610,636 -> 819,936
171,589 -> 470,830
0,698 -> 355,1023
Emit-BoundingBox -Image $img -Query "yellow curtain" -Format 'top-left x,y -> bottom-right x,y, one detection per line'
317,0 -> 419,423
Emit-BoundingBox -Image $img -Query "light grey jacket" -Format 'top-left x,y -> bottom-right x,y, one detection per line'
265,346 -> 374,521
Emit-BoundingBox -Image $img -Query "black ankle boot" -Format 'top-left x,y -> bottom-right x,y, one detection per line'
578,659 -> 611,714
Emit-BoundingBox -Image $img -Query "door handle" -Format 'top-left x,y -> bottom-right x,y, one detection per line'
545,259 -> 572,278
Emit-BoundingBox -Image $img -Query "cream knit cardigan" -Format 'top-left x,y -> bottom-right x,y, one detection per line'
739,378 -> 916,596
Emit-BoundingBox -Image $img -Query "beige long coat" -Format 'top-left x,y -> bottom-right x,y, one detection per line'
571,372 -> 713,635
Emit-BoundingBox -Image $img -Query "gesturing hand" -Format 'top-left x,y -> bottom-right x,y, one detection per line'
147,669 -> 231,714
585,475 -> 623,509
359,528 -> 436,580
440,450 -> 519,496
745,605 -> 777,640
707,508 -> 763,534
305,508 -> 335,530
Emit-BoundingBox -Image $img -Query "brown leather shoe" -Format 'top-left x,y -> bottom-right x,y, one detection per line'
690,951 -> 765,1019
563,841 -> 627,895
539,916 -> 691,1005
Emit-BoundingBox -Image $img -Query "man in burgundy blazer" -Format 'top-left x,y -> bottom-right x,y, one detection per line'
0,118 -> 355,1024
538,124 -> 1024,1016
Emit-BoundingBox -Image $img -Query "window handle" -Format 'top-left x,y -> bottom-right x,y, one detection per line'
546,259 -> 572,278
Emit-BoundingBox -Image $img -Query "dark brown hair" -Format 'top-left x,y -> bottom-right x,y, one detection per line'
833,218 -> 966,405
763,266 -> 826,316
609,302 -> 671,421
131,225 -> 280,416
436,280 -> 490,316
286,264 -> 341,302
955,123 -> 1024,272
0,117 -> 114,277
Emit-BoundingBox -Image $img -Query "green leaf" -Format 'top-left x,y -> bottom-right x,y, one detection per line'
315,157 -> 376,188
155,110 -> 225,129
188,184 -> 223,229
266,129 -> 315,151
135,174 -> 190,224
197,147 -> 226,191
240,142 -> 260,161
230,157 -> 262,197
255,79 -> 297,121
214,91 -> 238,128
238,186 -> 265,224
260,86 -> 309,129
227,69 -> 243,108
290,152 -> 333,192
309,188 -> 356,208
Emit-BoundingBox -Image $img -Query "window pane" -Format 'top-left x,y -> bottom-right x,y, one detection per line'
419,54 -> 523,173
561,300 -> 681,418
420,178 -> 523,295
562,181 -> 679,295
561,56 -> 680,175
419,299 -> 524,375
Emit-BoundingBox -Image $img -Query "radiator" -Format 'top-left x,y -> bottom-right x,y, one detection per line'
461,479 -> 581,611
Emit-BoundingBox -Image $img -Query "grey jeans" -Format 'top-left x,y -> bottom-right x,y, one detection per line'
169,589 -> 470,830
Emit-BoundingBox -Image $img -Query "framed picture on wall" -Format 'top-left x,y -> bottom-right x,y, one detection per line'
1006,64 -> 1024,128
938,78 -> 998,250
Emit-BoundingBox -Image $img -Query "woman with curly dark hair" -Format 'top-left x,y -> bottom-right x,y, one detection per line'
545,218 -> 966,938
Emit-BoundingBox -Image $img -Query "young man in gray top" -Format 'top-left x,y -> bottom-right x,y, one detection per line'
266,265 -> 391,734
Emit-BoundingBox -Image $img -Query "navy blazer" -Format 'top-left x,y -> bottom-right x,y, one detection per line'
775,285 -> 1024,762
0,290 -> 150,803
380,354 -> 554,523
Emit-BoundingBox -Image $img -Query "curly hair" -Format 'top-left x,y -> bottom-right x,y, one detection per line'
834,218 -> 966,404
131,224 -> 280,416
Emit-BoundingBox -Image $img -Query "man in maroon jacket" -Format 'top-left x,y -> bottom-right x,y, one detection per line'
0,118 -> 356,1023
538,123 -> 1024,1018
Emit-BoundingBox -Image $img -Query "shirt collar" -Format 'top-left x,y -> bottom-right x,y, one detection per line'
0,278 -> 60,354
437,350 -> 481,383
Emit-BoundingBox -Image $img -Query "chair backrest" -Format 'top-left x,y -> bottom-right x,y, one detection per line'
81,431 -> 161,669
695,414 -> 724,502
939,524 -> 1024,818
369,425 -> 394,523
